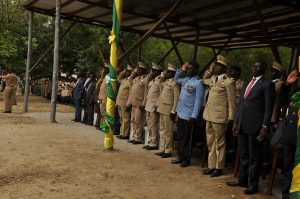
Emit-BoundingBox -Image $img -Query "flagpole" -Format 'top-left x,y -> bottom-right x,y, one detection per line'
101,0 -> 123,150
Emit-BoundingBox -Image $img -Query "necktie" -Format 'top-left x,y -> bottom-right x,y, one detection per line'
244,78 -> 256,99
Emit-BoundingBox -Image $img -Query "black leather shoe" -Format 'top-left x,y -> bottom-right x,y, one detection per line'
146,146 -> 158,150
142,145 -> 150,149
202,168 -> 216,175
180,161 -> 190,168
210,169 -> 223,177
155,152 -> 164,156
2,110 -> 11,113
226,181 -> 248,188
161,153 -> 172,158
127,140 -> 134,143
120,136 -> 129,140
171,159 -> 182,164
132,141 -> 142,145
244,189 -> 258,195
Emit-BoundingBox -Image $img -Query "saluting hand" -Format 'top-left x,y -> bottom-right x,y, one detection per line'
287,69 -> 298,85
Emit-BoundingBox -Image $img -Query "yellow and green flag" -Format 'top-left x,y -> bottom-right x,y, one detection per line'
100,0 -> 123,150
290,92 -> 300,198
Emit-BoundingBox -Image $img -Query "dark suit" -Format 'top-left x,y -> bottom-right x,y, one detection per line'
84,80 -> 96,125
82,78 -> 91,123
235,76 -> 275,191
73,77 -> 85,121
277,84 -> 298,199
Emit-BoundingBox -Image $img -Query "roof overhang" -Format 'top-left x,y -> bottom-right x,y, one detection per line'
24,0 -> 300,50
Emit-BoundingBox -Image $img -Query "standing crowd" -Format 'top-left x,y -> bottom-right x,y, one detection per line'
72,55 -> 298,198
1,55 -> 296,198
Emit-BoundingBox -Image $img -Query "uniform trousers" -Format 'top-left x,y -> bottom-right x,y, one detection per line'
238,129 -> 262,191
131,106 -> 144,142
159,114 -> 174,154
118,106 -> 130,137
206,121 -> 226,169
146,111 -> 159,147
176,117 -> 193,162
4,86 -> 16,111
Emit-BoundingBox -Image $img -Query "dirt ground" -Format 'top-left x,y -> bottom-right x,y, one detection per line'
0,94 -> 279,199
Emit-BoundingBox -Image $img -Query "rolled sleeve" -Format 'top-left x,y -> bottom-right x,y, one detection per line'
174,69 -> 185,85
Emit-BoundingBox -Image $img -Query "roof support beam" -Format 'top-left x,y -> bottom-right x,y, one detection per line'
199,37 -> 232,76
164,22 -> 184,65
23,11 -> 33,113
157,42 -> 179,65
119,42 -> 133,67
119,0 -> 183,64
288,46 -> 296,72
253,0 -> 282,64
50,0 -> 61,123
193,28 -> 200,61
29,22 -> 76,73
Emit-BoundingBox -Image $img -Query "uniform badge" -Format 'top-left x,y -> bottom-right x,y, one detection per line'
187,85 -> 193,93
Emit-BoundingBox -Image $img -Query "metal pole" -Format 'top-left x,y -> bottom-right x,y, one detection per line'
164,22 -> 184,65
23,11 -> 33,113
50,0 -> 61,123
193,29 -> 200,61
157,41 -> 179,65
288,47 -> 295,72
29,22 -> 76,73
119,0 -> 183,63
199,37 -> 232,76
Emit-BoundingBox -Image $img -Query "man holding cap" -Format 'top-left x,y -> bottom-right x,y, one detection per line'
203,55 -> 236,177
156,63 -> 180,158
171,61 -> 204,167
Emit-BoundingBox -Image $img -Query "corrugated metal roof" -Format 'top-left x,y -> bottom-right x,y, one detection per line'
24,0 -> 300,50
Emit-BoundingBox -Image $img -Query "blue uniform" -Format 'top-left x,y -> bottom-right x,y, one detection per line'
175,69 -> 204,120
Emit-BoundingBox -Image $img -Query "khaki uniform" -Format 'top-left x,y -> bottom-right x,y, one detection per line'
3,74 -> 18,112
94,78 -> 104,126
203,70 -> 236,169
235,79 -> 244,105
127,75 -> 148,142
271,79 -> 285,123
99,78 -> 107,119
144,77 -> 161,147
157,78 -> 180,153
116,78 -> 132,137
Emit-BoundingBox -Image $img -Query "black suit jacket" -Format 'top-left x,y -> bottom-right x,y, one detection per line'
277,84 -> 299,145
85,80 -> 96,105
235,76 -> 275,135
